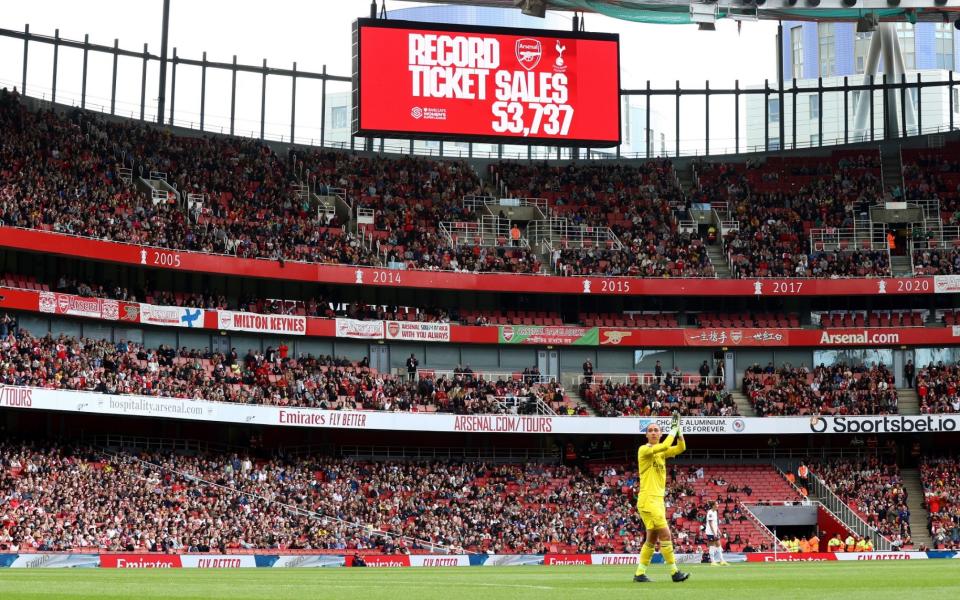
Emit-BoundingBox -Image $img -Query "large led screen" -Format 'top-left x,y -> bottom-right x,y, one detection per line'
353,19 -> 620,147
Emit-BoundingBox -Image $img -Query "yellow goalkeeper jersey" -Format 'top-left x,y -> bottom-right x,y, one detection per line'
637,433 -> 686,501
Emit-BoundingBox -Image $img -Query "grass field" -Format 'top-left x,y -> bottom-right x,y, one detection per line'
0,562 -> 956,600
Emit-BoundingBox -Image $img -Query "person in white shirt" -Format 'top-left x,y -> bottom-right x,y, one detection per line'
705,501 -> 729,566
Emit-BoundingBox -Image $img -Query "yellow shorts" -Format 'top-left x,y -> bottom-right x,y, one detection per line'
637,496 -> 668,531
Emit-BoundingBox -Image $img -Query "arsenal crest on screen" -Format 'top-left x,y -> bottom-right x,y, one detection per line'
515,38 -> 542,70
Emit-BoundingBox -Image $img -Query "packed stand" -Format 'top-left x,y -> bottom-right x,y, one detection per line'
742,363 -> 898,417
810,456 -> 912,547
694,153 -> 889,279
916,362 -> 960,414
291,150 -> 507,272
919,456 -> 960,549
581,372 -> 738,418
905,147 -> 960,271
0,440 -> 791,554
912,247 -> 960,276
492,161 -> 715,278
901,147 -> 960,217
0,90 -> 380,267
0,328 -> 556,415
0,91 -> 541,274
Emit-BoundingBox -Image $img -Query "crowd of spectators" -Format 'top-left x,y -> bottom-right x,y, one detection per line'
916,362 -> 960,414
0,328 -> 555,415
742,363 -> 898,417
912,247 -> 960,276
694,155 -> 889,279
580,373 -> 738,418
900,145 -> 960,275
492,161 -> 716,278
919,456 -> 960,549
4,89 -> 947,279
0,440 -> 788,554
0,90 -> 379,267
901,150 -> 960,216
810,456 -> 912,547
553,232 -> 714,278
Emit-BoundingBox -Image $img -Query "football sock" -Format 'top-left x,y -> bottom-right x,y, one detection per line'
709,547 -> 717,562
635,542 -> 656,576
717,546 -> 725,562
661,540 -> 678,574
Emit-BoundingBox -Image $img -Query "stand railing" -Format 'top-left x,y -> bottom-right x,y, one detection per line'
911,225 -> 960,250
86,433 -> 230,454
463,195 -> 549,219
527,218 -> 623,251
417,369 -> 551,384
740,502 -> 786,552
786,464 -> 893,551
576,374 -> 724,387
493,395 -> 557,416
440,216 -> 526,248
809,227 -> 889,252
9,24 -> 960,160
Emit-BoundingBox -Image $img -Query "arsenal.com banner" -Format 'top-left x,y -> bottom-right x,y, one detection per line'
354,19 -> 620,146
385,321 -> 451,342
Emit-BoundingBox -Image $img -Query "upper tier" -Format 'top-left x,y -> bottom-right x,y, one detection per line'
2,89 -> 959,296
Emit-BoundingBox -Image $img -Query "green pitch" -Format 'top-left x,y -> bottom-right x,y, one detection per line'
0,561 -> 956,600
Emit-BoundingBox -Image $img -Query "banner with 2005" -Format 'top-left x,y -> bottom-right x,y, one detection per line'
0,226 -> 948,297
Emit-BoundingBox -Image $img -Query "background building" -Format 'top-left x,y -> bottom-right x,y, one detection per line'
747,21 -> 960,152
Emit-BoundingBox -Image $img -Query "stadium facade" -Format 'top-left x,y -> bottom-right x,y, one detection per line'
1,5 -> 960,567
747,21 -> 960,151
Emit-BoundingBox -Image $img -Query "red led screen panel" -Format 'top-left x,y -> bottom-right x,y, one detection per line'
353,19 -> 620,147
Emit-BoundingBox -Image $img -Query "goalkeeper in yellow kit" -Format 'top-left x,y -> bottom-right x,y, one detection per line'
634,412 -> 689,583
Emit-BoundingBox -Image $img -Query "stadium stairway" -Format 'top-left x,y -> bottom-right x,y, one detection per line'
896,388 -> 919,415
890,255 -> 913,277
563,385 -> 599,416
730,390 -> 756,417
675,161 -> 696,193
880,142 -> 905,196
900,468 -> 933,549
705,244 -> 732,279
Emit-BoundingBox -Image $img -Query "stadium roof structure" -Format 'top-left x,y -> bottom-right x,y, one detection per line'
402,1 -> 960,25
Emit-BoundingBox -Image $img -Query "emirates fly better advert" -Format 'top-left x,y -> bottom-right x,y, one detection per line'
353,19 -> 620,146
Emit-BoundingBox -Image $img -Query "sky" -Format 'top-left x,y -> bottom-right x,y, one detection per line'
0,0 -> 779,155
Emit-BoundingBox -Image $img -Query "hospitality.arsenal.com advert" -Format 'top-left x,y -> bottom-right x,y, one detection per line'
353,19 -> 620,146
